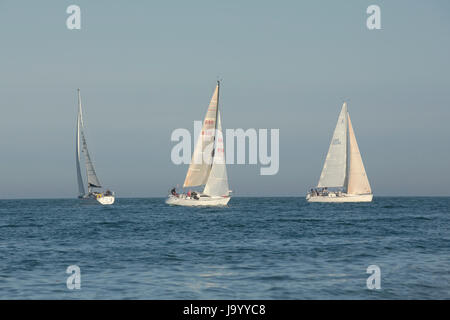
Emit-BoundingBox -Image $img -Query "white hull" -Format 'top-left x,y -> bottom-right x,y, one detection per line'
96,195 -> 115,205
306,193 -> 373,203
80,194 -> 115,205
166,195 -> 230,207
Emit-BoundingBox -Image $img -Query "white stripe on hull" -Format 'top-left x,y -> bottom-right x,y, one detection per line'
306,193 -> 373,203
166,195 -> 230,207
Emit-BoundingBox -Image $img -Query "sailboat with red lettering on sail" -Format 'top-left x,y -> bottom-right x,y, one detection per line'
166,81 -> 231,206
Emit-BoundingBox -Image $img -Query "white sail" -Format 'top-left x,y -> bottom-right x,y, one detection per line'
183,84 -> 219,187
203,113 -> 229,196
346,115 -> 372,195
77,90 -> 102,189
317,102 -> 348,188
76,89 -> 86,197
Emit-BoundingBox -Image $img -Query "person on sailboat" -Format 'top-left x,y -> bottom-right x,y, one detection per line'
171,187 -> 178,197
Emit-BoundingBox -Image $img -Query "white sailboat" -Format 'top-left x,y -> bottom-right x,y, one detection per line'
306,102 -> 373,203
166,81 -> 231,206
75,89 -> 115,205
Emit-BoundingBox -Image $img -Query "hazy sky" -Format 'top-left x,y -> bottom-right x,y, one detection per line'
1,0 -> 449,198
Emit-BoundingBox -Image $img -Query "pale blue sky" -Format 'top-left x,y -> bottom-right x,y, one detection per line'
0,0 -> 449,198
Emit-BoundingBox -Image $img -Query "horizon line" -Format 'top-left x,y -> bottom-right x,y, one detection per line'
1,195 -> 450,201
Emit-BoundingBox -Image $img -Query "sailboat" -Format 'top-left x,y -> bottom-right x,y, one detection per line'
306,102 -> 373,203
166,81 -> 231,206
75,89 -> 115,205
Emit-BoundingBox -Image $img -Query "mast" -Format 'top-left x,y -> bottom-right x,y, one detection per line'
344,102 -> 350,192
76,89 -> 86,197
203,81 -> 229,197
80,90 -> 90,194
210,80 -> 220,167
78,89 -> 102,193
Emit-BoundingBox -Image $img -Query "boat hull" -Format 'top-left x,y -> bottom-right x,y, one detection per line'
306,193 -> 373,203
96,196 -> 115,205
80,194 -> 115,205
165,195 -> 230,206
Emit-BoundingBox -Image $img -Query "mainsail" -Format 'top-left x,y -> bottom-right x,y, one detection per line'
346,115 -> 372,194
76,89 -> 102,192
183,84 -> 219,187
317,102 -> 348,188
183,82 -> 229,197
203,114 -> 229,196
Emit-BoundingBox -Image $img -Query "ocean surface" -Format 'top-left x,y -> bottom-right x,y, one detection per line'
0,197 -> 448,299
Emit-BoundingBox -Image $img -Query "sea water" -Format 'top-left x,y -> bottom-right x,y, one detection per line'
0,197 -> 448,299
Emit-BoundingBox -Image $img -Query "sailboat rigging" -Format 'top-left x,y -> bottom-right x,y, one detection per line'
75,89 -> 115,205
166,81 -> 231,206
306,102 -> 373,202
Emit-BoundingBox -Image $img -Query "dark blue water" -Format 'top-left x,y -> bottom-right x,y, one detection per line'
0,197 -> 449,299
